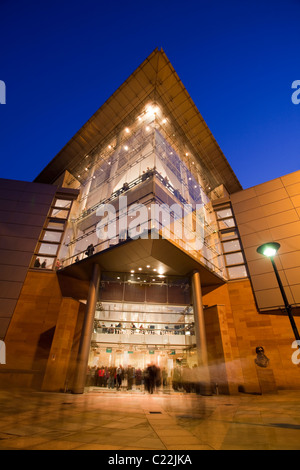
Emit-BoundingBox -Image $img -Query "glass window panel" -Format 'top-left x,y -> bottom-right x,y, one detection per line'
216,208 -> 233,219
222,239 -> 241,253
220,230 -> 238,241
47,220 -> 65,230
42,231 -> 62,243
228,265 -> 247,279
218,218 -> 235,230
38,243 -> 59,256
51,208 -> 69,219
225,252 -> 244,266
33,257 -> 55,270
54,199 -> 72,209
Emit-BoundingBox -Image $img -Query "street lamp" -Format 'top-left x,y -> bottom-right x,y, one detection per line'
257,242 -> 300,343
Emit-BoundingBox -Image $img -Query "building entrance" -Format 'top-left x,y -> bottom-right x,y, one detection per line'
86,300 -> 198,391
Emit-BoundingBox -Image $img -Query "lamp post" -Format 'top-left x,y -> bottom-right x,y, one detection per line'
257,242 -> 300,343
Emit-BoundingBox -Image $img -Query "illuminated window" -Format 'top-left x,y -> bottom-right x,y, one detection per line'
38,243 -> 59,256
225,252 -> 244,266
216,208 -> 233,219
227,265 -> 248,279
218,218 -> 235,230
41,231 -> 62,243
221,230 -> 238,241
222,240 -> 241,253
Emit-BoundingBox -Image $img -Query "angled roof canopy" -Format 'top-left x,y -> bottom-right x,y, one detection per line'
35,48 -> 242,194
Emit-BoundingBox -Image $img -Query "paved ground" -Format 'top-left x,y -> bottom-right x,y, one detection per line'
0,388 -> 299,450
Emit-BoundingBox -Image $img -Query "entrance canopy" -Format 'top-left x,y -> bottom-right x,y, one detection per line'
57,237 -> 225,299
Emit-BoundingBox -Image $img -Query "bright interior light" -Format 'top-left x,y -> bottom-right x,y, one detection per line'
146,104 -> 159,116
125,128 -> 130,133
124,145 -> 128,151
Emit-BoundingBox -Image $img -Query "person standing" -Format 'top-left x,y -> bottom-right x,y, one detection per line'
116,366 -> 122,390
147,364 -> 157,394
162,368 -> 168,387
127,366 -> 134,390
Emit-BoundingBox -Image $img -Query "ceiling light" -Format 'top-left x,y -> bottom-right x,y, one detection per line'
146,265 -> 150,268
124,146 -> 128,151
130,270 -> 135,273
125,128 -> 130,133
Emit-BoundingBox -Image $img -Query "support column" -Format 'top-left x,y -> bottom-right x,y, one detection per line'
191,270 -> 211,393
72,264 -> 101,394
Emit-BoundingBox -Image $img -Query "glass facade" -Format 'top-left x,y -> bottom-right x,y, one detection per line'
87,274 -> 197,388
32,103 -> 248,388
57,103 -> 226,279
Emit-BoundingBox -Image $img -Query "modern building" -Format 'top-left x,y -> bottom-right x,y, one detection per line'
0,49 -> 299,395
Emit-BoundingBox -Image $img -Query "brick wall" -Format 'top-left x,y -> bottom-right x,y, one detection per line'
203,279 -> 300,393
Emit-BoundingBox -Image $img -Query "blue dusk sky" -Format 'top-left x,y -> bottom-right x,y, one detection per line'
0,0 -> 299,190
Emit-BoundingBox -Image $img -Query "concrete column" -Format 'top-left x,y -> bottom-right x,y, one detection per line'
191,270 -> 211,393
191,270 -> 208,366
72,264 -> 101,394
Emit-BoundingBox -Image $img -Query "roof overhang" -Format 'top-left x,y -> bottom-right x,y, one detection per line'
35,48 -> 242,194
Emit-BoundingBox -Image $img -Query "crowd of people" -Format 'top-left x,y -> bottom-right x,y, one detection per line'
86,364 -> 206,394
94,322 -> 195,336
86,364 -> 167,394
